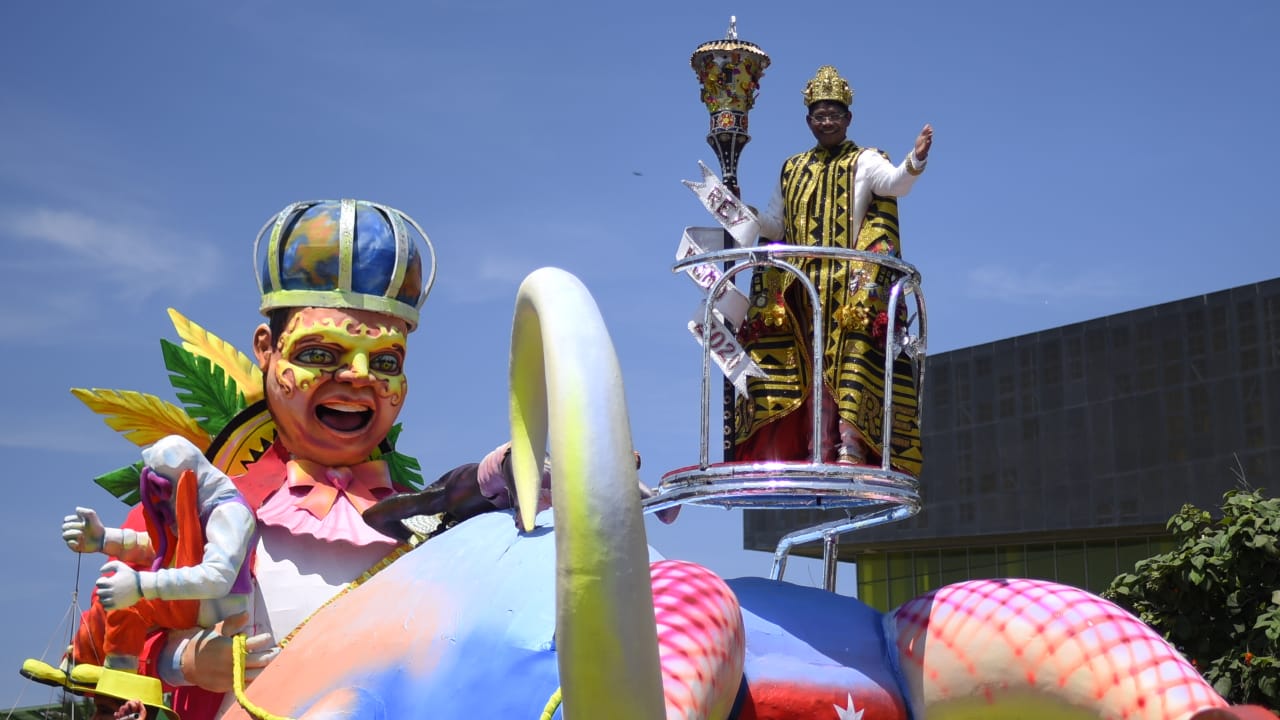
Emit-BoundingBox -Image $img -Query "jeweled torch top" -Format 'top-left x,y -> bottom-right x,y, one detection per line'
690,17 -> 770,115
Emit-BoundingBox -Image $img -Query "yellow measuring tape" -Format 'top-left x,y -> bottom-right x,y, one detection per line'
233,633 -> 291,720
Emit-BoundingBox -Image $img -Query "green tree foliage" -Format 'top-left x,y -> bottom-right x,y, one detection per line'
8,697 -> 94,719
1104,488 -> 1280,709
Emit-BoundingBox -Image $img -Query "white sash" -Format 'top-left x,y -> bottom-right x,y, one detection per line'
677,164 -> 767,398
681,161 -> 760,247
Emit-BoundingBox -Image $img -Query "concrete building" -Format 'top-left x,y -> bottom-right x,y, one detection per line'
743,278 -> 1280,609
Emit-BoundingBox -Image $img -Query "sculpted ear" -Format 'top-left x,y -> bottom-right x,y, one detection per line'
253,324 -> 273,369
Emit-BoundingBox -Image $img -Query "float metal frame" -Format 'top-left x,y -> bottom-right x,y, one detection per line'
644,244 -> 927,591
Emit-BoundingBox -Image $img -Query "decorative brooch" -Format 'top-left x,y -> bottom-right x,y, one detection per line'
833,303 -> 872,331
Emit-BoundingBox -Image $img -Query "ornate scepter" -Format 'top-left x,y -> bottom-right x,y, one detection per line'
690,16 -> 769,462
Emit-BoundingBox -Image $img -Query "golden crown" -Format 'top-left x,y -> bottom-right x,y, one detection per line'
802,65 -> 853,107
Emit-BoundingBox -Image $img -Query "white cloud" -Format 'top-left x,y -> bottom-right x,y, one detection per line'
0,424 -> 125,455
477,254 -> 540,285
0,286 -> 99,344
4,206 -> 222,302
0,401 -> 135,454
442,213 -> 617,304
439,254 -> 540,305
965,263 -> 1133,303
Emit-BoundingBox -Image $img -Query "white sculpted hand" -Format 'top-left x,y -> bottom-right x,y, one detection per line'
62,507 -> 106,554
96,560 -> 144,610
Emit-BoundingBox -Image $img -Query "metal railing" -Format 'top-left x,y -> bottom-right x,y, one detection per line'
644,244 -> 928,590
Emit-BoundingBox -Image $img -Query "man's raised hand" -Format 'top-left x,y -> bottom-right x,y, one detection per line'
914,124 -> 934,162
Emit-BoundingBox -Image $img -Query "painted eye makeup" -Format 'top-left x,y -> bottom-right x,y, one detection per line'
294,347 -> 337,365
370,353 -> 402,375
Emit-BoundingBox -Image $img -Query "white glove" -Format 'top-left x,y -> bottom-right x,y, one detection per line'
63,507 -> 106,554
96,560 -> 144,610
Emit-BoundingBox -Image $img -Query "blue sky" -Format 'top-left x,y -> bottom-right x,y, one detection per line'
3,0 -> 1278,709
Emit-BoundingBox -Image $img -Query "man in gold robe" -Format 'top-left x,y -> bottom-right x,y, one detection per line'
736,65 -> 932,473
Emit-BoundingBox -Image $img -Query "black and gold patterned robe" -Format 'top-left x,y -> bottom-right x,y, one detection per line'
735,140 -> 923,474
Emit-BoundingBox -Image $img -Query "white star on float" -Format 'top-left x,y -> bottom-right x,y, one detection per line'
833,693 -> 864,719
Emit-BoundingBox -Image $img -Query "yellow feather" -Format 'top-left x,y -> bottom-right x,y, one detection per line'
70,388 -> 212,449
167,308 -> 264,404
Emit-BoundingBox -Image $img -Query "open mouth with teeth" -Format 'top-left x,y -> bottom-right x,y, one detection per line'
316,402 -> 374,432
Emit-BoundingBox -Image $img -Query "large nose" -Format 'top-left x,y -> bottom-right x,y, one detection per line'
336,353 -> 374,385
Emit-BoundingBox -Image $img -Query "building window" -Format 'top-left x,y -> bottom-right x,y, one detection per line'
855,535 -> 1174,612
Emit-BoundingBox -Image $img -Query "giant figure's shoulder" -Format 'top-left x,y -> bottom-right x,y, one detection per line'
231,441 -> 290,511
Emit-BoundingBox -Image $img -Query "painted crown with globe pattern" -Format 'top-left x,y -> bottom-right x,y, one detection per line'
254,199 -> 436,330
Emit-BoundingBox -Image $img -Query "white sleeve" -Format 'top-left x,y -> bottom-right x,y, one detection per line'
756,181 -> 786,241
104,527 -> 157,567
138,502 -> 256,601
858,147 -> 924,198
155,632 -> 191,687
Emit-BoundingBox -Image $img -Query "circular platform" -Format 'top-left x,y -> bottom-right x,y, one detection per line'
643,460 -> 922,515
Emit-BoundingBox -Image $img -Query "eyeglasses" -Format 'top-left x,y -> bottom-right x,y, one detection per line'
808,113 -> 848,123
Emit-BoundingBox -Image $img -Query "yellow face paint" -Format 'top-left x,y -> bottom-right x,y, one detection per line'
275,313 -> 408,405
262,306 -> 412,468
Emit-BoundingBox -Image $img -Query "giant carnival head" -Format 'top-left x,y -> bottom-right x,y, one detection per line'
252,199 -> 436,467
803,65 -> 854,148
